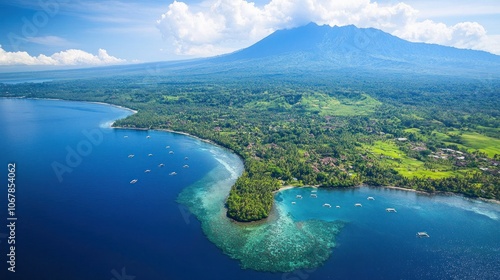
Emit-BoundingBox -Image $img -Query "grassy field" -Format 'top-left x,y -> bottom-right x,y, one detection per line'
300,92 -> 381,116
460,133 -> 500,158
363,140 -> 456,179
434,129 -> 500,158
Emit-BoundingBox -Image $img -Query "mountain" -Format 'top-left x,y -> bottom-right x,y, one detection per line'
209,23 -> 500,76
1,23 -> 499,83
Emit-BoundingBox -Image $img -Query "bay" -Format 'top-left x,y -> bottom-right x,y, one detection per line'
0,98 -> 499,280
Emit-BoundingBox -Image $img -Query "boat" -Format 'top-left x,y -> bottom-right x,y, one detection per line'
296,195 -> 303,199
144,170 -> 151,173
386,208 -> 397,213
146,136 -> 151,139
336,206 -> 341,208
158,163 -> 164,167
417,232 -> 430,238
184,157 -> 189,160
130,179 -> 138,184
311,194 -> 317,198
169,172 -> 177,176
124,136 -> 128,138
355,203 -> 362,207
323,203 -> 332,208
311,190 -> 317,193
291,202 -> 296,205
169,151 -> 174,154
148,153 -> 153,157
183,165 -> 189,168
128,154 -> 134,158
367,197 -> 375,200
166,146 -> 170,149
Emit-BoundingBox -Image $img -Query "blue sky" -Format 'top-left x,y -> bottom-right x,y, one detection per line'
1,0 -> 499,68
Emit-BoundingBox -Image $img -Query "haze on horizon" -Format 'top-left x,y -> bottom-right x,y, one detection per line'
0,0 -> 499,70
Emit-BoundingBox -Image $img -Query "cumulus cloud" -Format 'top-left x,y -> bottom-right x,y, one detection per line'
157,0 -> 499,56
0,46 -> 126,66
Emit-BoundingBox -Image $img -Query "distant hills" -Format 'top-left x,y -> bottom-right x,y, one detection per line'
1,23 -> 499,82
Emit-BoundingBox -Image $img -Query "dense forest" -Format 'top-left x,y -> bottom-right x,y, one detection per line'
1,71 -> 499,222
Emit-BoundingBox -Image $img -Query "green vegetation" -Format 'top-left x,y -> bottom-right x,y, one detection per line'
2,71 -> 499,222
460,133 -> 500,158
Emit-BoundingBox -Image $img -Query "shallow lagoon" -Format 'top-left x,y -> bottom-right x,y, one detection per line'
1,98 -> 499,280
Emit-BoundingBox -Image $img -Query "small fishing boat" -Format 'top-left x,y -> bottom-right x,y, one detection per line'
417,232 -> 430,238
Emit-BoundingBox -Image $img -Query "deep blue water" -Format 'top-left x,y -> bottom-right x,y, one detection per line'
0,98 -> 499,280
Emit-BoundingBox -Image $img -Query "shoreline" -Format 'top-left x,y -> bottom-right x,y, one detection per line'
9,97 -> 499,207
14,96 -> 139,114
275,184 -> 500,205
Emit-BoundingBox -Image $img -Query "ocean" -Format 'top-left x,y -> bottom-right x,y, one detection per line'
0,98 -> 498,280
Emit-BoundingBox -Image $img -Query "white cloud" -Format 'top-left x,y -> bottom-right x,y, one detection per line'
157,0 -> 500,56
0,46 -> 126,66
23,36 -> 72,47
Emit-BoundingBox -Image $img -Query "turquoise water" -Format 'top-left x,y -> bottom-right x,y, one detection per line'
0,98 -> 499,280
277,187 -> 500,279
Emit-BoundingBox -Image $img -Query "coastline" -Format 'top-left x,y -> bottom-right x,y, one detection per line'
275,184 -> 500,205
10,97 -> 500,207
15,96 -> 139,114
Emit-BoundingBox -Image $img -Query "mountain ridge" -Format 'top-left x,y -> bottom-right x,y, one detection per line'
1,23 -> 499,80
209,23 -> 500,75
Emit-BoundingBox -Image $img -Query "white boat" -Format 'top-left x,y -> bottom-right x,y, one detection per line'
336,206 -> 341,208
169,151 -> 174,154
417,232 -> 430,238
146,136 -> 151,139
291,202 -> 296,205
323,203 -> 332,208
166,146 -> 170,149
367,197 -> 375,200
128,154 -> 134,158
130,179 -> 138,184
296,195 -> 303,199
355,203 -> 362,207
169,172 -> 177,176
158,163 -> 164,167
311,194 -> 317,198
144,170 -> 151,173
183,165 -> 189,168
311,190 -> 317,193
148,154 -> 153,157
386,208 -> 397,213
184,157 -> 189,160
